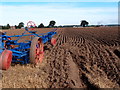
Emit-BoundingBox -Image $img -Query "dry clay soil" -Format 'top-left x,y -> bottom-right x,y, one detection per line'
1,26 -> 120,88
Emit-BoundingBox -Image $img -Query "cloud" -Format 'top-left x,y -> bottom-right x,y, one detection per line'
0,4 -> 118,26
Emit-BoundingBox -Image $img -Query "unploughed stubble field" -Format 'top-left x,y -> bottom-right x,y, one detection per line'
1,26 -> 120,88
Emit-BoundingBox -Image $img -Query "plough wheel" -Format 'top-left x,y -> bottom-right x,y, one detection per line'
51,38 -> 56,46
30,37 -> 44,64
0,50 -> 12,70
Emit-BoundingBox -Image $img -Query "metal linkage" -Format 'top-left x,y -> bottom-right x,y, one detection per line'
0,26 -> 57,67
0,21 -> 57,70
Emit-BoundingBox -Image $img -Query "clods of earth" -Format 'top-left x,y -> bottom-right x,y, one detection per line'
1,26 -> 120,88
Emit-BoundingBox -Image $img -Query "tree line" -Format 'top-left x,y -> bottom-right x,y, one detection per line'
1,20 -> 89,29
0,22 -> 24,29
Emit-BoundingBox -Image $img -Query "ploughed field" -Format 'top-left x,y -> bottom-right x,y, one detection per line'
1,26 -> 120,88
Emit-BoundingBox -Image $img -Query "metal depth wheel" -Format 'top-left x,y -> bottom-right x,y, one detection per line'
51,38 -> 56,46
0,50 -> 12,70
27,21 -> 36,30
30,37 -> 44,64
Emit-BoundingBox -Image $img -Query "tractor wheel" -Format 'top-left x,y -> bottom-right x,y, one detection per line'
0,50 -> 12,70
30,37 -> 44,64
51,38 -> 56,46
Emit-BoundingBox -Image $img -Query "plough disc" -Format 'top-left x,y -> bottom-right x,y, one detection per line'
0,50 -> 12,70
30,37 -> 44,64
51,38 -> 56,46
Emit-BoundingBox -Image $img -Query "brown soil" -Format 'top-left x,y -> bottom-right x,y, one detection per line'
1,26 -> 120,88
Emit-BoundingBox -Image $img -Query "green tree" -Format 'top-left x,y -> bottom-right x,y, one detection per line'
80,20 -> 89,27
6,24 -> 10,29
15,25 -> 18,29
48,20 -> 56,27
18,22 -> 24,29
2,24 -> 11,29
38,23 -> 44,28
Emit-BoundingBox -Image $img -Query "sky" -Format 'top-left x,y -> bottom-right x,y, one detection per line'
0,0 -> 119,26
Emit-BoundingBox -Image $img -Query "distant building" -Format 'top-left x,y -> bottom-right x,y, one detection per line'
63,25 -> 80,27
10,26 -> 15,29
0,25 -> 2,29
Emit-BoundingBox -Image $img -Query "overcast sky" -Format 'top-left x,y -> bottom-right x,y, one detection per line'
0,0 -> 119,26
